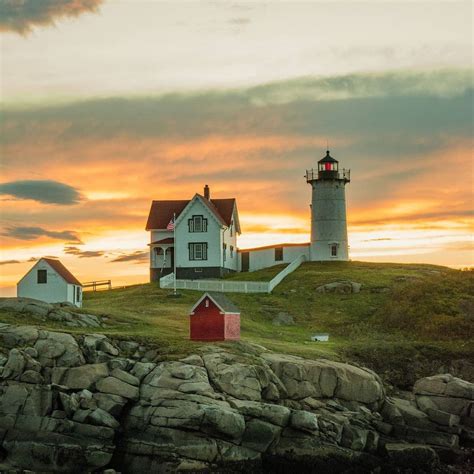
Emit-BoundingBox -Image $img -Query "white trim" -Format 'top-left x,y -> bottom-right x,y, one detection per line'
175,194 -> 225,229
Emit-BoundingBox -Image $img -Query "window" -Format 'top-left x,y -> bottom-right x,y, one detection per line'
230,220 -> 233,237
188,215 -> 207,233
331,244 -> 338,257
223,243 -> 227,262
76,286 -> 81,302
189,242 -> 208,260
205,299 -> 209,308
37,269 -> 47,284
275,247 -> 283,261
230,245 -> 234,258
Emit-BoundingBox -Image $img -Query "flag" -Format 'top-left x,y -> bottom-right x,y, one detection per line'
166,217 -> 175,230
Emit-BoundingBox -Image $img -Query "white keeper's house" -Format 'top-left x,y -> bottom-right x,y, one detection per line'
146,150 -> 350,281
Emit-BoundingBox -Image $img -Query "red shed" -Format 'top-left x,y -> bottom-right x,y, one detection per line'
189,292 -> 240,341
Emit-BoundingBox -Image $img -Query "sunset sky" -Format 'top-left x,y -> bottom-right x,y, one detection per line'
1,0 -> 473,296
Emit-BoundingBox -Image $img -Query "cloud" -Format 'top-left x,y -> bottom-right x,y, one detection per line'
0,259 -> 20,266
110,251 -> 148,264
0,180 -> 82,205
64,246 -> 104,258
2,226 -> 82,243
0,0 -> 103,34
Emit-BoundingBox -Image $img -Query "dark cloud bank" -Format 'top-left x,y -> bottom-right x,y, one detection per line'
0,180 -> 82,205
0,0 -> 103,34
2,226 -> 82,243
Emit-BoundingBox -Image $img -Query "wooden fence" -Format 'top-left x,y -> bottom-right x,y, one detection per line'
83,280 -> 112,292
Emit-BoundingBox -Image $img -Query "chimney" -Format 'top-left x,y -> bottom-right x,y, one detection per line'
204,184 -> 210,200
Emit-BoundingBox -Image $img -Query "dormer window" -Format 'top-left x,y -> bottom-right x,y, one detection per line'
189,215 -> 208,233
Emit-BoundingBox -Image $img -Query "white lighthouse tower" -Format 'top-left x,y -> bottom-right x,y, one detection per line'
305,150 -> 350,261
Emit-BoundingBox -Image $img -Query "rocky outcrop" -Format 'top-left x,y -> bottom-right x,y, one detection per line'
0,323 -> 472,472
316,281 -> 362,294
0,298 -> 102,328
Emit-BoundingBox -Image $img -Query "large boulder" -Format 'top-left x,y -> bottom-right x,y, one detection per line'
262,353 -> 384,406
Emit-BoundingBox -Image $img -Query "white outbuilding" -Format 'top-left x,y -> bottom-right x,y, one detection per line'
17,258 -> 83,307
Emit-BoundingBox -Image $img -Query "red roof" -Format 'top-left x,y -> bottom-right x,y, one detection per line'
146,195 -> 238,231
43,258 -> 82,286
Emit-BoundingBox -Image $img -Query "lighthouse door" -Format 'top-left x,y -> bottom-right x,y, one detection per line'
241,252 -> 249,272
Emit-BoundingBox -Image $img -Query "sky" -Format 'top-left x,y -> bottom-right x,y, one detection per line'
0,0 -> 473,296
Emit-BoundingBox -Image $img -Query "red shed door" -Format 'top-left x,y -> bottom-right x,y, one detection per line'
190,298 -> 225,340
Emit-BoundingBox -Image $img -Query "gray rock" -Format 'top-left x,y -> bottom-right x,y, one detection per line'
111,368 -> 139,386
202,405 -> 245,439
316,281 -> 362,294
96,376 -> 139,400
54,363 -> 109,389
202,353 -> 263,401
241,418 -> 280,452
93,393 -> 127,417
131,361 -> 155,381
20,370 -> 44,384
87,408 -> 120,429
1,348 -> 25,379
290,410 -> 318,432
229,399 -> 291,427
385,443 -> 439,470
341,425 -> 368,451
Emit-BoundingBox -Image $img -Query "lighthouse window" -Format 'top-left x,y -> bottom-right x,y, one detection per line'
331,244 -> 338,257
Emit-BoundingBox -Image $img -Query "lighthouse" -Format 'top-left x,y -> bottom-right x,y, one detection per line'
305,150 -> 350,261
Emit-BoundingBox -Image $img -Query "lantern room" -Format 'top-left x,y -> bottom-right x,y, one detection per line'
318,150 -> 339,179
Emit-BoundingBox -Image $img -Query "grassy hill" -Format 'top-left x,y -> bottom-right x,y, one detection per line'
1,261 -> 472,387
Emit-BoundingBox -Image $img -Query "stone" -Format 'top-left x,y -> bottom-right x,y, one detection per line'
426,407 -> 460,427
20,370 -> 44,384
290,410 -> 319,432
59,392 -> 80,416
414,374 -> 474,400
203,353 -> 263,401
56,363 -> 109,389
272,312 -> 295,326
229,399 -> 291,427
87,408 -> 120,429
341,425 -> 368,451
389,397 -> 434,429
1,349 -> 25,379
393,425 -> 459,448
180,355 -> 204,367
93,393 -> 127,417
202,406 -> 245,439
316,281 -> 362,294
96,376 -> 140,400
241,418 -> 280,452
111,368 -> 140,386
385,443 -> 439,470
131,361 -> 155,381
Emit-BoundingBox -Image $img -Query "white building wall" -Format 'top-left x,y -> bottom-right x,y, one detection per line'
310,180 -> 349,261
17,260 -> 75,305
221,208 -> 238,272
240,244 -> 310,272
175,199 -> 222,269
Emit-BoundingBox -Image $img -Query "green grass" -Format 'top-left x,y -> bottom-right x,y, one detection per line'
1,261 -> 472,386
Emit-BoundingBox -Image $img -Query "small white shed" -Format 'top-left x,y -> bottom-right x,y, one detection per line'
311,333 -> 329,342
17,258 -> 83,307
